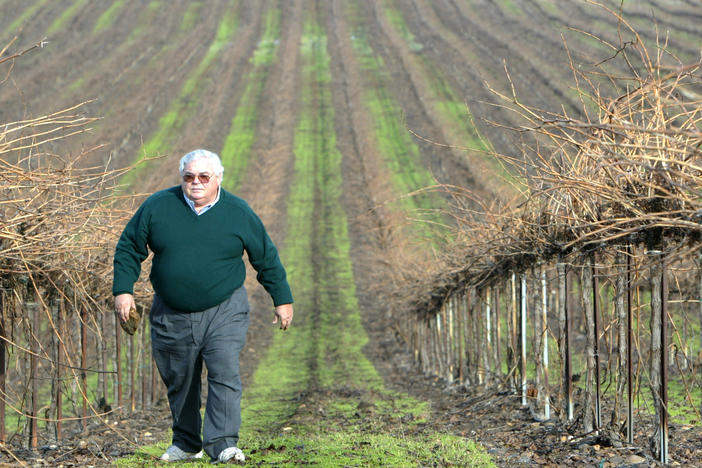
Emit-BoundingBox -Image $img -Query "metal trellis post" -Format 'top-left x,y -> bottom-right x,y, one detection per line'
626,244 -> 634,444
541,266 -> 549,420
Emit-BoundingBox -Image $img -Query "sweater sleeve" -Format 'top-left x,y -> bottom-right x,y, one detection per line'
112,204 -> 150,296
243,207 -> 293,306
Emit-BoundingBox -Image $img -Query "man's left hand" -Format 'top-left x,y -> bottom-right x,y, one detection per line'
273,303 -> 294,330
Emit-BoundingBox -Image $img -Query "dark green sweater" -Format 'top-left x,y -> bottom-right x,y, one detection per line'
113,186 -> 293,312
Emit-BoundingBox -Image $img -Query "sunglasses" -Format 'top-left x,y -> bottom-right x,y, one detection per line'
182,173 -> 213,183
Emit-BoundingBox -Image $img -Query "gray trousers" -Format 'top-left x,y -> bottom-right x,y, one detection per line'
150,286 -> 249,460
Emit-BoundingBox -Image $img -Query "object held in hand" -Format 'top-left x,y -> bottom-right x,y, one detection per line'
120,306 -> 141,335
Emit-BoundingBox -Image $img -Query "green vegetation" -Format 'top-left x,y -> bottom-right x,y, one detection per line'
384,7 -> 526,194
496,0 -> 522,16
666,379 -> 701,425
626,377 -> 701,426
421,52 -> 521,190
46,0 -> 91,37
539,0 -> 560,16
123,429 -> 491,467
93,0 -> 127,32
384,7 -> 423,53
671,304 -> 702,362
251,8 -> 280,66
68,76 -> 85,92
350,33 -> 437,207
422,65 -> 486,152
220,7 -> 281,190
180,2 -> 204,32
241,431 -> 491,467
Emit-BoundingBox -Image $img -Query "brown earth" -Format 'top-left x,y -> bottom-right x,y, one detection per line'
1,0 -> 700,466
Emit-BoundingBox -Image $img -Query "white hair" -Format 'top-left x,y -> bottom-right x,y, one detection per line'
179,149 -> 224,181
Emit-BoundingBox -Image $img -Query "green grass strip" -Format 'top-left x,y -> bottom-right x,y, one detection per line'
93,0 -> 127,32
495,0 -> 522,16
220,6 -> 281,191
46,0 -> 91,37
352,33 -> 436,206
290,18 -> 382,392
120,1 -> 239,187
384,7 -> 423,53
345,6 -> 446,243
383,6 -> 485,153
232,17 -> 326,438
180,2 -> 204,32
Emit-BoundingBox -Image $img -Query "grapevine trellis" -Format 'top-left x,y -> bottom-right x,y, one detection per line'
0,99 -> 161,454
0,41 -> 160,459
396,13 -> 702,464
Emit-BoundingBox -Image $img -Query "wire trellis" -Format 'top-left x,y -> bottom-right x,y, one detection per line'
395,8 -> 702,464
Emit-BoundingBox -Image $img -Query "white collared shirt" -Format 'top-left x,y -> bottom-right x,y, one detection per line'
183,187 -> 221,215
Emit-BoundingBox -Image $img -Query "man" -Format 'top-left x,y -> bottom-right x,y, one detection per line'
113,149 -> 294,464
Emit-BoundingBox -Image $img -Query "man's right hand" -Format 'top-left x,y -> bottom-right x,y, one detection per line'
115,293 -> 136,322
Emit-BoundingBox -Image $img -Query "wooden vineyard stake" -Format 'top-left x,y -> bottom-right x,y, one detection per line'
592,255 -> 601,429
30,302 -> 38,449
660,255 -> 669,464
520,273 -> 527,407
115,313 -> 123,412
56,299 -> 64,441
0,290 -> 6,443
81,304 -> 88,432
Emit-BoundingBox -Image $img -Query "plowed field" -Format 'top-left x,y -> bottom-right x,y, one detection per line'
1,1 -> 700,466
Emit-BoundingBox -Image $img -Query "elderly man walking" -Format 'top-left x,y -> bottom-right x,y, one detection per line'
113,149 -> 294,464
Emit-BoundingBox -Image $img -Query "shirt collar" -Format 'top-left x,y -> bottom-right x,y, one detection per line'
183,187 -> 220,215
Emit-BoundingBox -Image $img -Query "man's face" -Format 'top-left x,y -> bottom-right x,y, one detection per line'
181,158 -> 220,208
